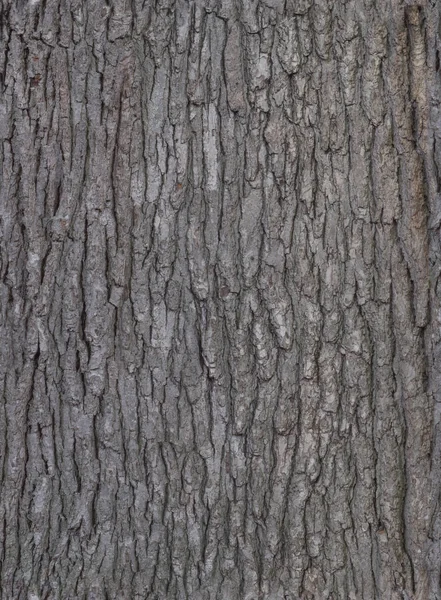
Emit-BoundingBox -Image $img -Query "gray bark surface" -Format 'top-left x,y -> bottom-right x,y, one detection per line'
1,0 -> 441,598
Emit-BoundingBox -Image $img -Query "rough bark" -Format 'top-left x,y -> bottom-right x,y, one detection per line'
1,0 -> 440,598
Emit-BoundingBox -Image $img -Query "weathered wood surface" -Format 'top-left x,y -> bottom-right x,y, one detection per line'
1,0 -> 440,598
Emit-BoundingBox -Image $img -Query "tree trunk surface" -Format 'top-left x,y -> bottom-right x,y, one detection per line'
1,0 -> 441,598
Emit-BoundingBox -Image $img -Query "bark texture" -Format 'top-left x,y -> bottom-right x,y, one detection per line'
1,0 -> 441,598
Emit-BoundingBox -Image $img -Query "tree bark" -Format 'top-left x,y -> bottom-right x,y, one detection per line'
1,0 -> 440,598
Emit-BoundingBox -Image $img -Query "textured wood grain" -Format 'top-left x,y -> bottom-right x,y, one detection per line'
0,0 -> 440,598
